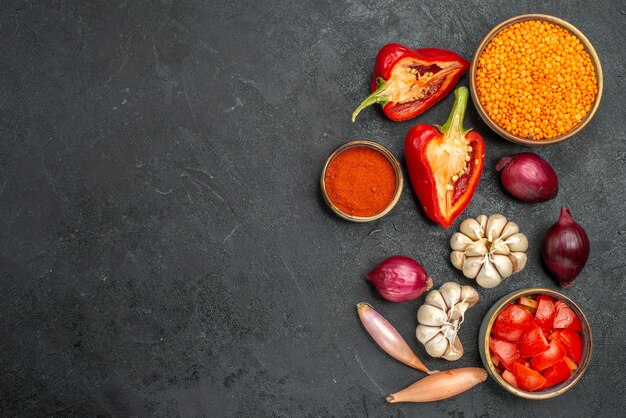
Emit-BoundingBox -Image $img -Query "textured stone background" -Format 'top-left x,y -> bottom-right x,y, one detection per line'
1,0 -> 625,416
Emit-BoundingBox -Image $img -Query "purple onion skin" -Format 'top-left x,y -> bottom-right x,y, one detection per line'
365,255 -> 433,302
542,207 -> 590,287
496,153 -> 558,203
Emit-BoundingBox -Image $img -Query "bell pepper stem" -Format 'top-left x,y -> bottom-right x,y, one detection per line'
351,77 -> 390,122
436,86 -> 472,137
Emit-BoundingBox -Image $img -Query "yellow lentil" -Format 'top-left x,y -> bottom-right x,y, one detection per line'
476,20 -> 598,140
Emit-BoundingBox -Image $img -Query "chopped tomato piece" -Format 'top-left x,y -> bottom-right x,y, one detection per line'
520,323 -> 550,357
513,362 -> 547,391
490,339 -> 520,371
553,301 -> 583,330
531,339 -> 566,371
540,360 -> 571,390
558,328 -> 583,363
493,303 -> 534,342
519,296 -> 538,310
502,369 -> 518,388
548,330 -> 561,341
534,295 -> 555,332
563,356 -> 578,371
494,361 -> 506,374
539,294 -> 555,303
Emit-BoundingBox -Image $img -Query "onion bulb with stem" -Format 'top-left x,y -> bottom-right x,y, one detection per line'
365,255 -> 433,302
496,153 -> 558,203
542,207 -> 590,287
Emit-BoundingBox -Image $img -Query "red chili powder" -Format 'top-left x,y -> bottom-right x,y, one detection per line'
324,146 -> 397,217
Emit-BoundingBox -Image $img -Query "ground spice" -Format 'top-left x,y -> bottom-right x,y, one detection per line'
475,20 -> 598,140
324,146 -> 397,217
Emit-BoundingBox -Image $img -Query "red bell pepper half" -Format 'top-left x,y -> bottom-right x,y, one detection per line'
352,43 -> 469,122
404,87 -> 485,228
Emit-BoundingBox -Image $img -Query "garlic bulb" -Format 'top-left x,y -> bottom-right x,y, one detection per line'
450,214 -> 528,289
415,282 -> 479,361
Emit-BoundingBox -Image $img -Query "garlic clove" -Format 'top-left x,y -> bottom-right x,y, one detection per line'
476,259 -> 502,288
417,304 -> 448,327
425,290 -> 448,312
462,256 -> 484,279
504,232 -> 529,252
460,285 -> 480,308
446,319 -> 460,335
441,337 -> 464,361
438,323 -> 457,345
486,214 -> 507,242
460,218 -> 483,241
450,233 -> 474,251
439,282 -> 461,310
490,254 -> 514,278
416,324 -> 442,345
476,214 -> 488,233
489,238 -> 511,255
450,251 -> 465,270
500,221 -> 520,240
440,323 -> 458,344
424,332 -> 449,358
449,318 -> 460,329
509,252 -> 528,273
448,301 -> 468,321
464,240 -> 488,257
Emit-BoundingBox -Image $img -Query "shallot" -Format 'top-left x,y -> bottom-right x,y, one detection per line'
496,153 -> 558,203
356,303 -> 433,374
365,256 -> 433,302
542,207 -> 590,287
386,367 -> 487,403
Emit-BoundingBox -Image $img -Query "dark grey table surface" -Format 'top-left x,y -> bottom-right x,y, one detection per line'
2,1 -> 625,417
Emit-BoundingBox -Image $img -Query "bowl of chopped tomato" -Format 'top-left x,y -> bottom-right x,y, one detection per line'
479,288 -> 591,399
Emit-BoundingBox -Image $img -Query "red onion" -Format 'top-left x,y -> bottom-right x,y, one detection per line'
542,207 -> 590,287
366,255 -> 433,302
496,153 -> 558,203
